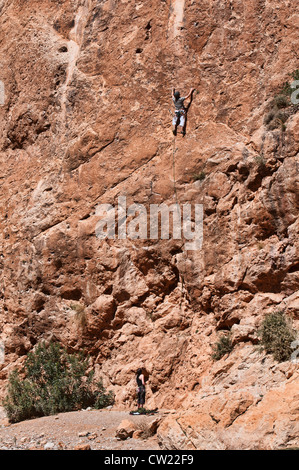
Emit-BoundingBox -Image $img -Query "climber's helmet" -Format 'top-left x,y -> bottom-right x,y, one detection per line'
174,91 -> 180,100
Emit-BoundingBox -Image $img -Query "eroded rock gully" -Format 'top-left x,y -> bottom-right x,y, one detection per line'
0,0 -> 298,450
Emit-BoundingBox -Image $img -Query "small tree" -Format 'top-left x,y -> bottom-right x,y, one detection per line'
258,311 -> 297,362
3,342 -> 114,423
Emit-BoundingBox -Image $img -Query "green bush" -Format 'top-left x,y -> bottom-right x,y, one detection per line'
3,342 -> 114,423
254,155 -> 266,167
264,70 -> 299,130
281,69 -> 299,96
273,94 -> 290,109
264,110 -> 276,125
258,311 -> 297,362
193,171 -> 206,181
211,334 -> 233,361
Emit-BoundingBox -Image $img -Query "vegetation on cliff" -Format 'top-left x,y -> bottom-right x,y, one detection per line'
258,311 -> 297,363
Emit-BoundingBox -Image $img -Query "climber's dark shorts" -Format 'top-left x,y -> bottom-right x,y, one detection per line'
173,110 -> 186,127
137,385 -> 145,406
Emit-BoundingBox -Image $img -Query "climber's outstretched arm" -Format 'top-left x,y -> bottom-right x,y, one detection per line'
185,88 -> 195,100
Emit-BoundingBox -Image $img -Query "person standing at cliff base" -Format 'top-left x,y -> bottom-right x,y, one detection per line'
172,87 -> 195,136
136,368 -> 146,409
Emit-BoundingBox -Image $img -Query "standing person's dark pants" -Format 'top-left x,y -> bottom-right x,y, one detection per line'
137,385 -> 146,407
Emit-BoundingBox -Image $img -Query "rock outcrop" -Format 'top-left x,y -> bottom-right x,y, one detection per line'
0,0 -> 298,450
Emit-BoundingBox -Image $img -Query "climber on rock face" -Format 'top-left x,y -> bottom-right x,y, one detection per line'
172,87 -> 195,136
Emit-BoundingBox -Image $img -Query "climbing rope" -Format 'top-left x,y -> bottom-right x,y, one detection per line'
172,135 -> 179,206
171,133 -> 189,315
169,134 -> 188,375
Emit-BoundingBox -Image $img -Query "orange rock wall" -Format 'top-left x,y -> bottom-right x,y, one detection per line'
0,0 -> 298,449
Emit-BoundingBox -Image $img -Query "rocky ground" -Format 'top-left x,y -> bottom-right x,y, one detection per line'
0,408 -> 164,451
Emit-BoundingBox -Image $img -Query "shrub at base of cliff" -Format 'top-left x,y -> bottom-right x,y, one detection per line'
258,311 -> 297,362
2,342 -> 114,423
211,334 -> 234,361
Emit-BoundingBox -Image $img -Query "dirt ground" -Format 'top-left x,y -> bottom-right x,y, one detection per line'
0,408 -> 163,450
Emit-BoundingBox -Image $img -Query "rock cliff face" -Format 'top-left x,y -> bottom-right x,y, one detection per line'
0,0 -> 298,449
